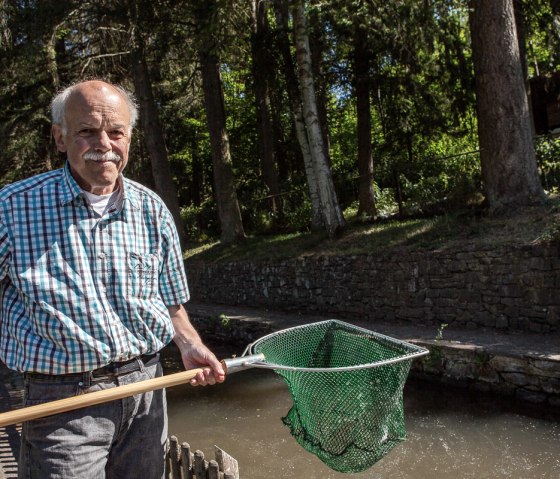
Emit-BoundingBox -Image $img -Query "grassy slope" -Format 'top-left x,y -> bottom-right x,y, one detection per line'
185,196 -> 560,263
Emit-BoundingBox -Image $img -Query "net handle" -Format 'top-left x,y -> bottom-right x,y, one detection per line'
0,354 -> 265,427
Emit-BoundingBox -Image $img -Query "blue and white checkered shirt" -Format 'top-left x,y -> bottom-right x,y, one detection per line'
0,163 -> 189,374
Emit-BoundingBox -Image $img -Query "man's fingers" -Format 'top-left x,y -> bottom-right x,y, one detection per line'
189,368 -> 218,387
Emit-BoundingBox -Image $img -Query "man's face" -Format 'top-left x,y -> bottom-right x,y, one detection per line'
52,81 -> 132,195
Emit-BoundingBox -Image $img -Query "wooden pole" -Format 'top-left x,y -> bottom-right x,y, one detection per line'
0,354 -> 265,427
0,368 -> 202,427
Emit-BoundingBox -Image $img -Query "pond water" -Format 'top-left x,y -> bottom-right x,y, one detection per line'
166,367 -> 560,479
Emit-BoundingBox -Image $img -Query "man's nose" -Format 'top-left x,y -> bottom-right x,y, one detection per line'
94,131 -> 112,151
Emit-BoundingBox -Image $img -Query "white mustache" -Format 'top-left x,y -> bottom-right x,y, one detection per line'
83,151 -> 122,163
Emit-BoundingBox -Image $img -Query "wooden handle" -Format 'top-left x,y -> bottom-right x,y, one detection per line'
0,368 -> 203,428
0,355 -> 267,427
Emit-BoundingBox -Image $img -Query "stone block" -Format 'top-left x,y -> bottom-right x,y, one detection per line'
529,257 -> 552,271
516,389 -> 547,403
546,306 -> 560,326
501,372 -> 541,388
475,366 -> 500,384
495,316 -> 509,329
489,356 -> 528,374
541,378 -> 560,394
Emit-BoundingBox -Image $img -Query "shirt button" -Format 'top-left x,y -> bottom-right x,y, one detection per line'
98,253 -> 106,259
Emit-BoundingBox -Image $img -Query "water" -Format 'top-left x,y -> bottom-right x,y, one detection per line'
166,368 -> 560,479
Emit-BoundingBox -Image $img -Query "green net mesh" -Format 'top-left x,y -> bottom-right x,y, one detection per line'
249,320 -> 427,473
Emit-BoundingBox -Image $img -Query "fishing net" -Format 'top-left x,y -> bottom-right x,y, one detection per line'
247,320 -> 428,473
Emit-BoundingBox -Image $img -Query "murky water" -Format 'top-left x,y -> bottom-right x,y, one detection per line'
166,367 -> 560,479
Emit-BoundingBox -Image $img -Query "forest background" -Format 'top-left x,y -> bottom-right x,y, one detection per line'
1,0 -> 560,252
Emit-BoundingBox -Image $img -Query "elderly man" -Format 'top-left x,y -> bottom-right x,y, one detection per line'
0,80 -> 225,478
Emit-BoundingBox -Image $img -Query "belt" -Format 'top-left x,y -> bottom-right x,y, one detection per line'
25,353 -> 160,380
91,353 -> 160,377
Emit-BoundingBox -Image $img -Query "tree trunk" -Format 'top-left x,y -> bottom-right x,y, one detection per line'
292,0 -> 345,237
129,37 -> 186,248
513,0 -> 535,137
353,18 -> 377,218
43,26 -> 61,171
199,68 -> 245,242
190,132 -> 203,208
200,54 -> 246,243
251,0 -> 282,222
194,0 -> 245,244
309,9 -> 331,167
469,0 -> 545,212
272,0 -> 322,229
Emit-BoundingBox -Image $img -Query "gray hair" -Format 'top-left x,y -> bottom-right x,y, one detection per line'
50,81 -> 139,133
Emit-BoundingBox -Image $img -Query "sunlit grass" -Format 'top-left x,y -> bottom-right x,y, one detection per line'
185,195 -> 560,263
185,216 -> 457,262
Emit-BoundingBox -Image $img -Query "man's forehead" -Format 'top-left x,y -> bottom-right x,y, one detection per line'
76,116 -> 128,128
66,86 -> 130,122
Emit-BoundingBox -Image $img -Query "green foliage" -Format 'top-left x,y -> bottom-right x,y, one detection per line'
435,323 -> 448,341
208,312 -> 232,330
404,137 -> 481,211
474,350 -> 490,366
1,0 -> 558,242
538,217 -> 560,242
181,200 -> 220,242
343,183 -> 399,219
535,135 -> 560,193
219,313 -> 232,328
522,0 -> 560,75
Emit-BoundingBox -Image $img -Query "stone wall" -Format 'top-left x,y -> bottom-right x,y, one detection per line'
186,242 -> 560,333
411,339 -> 560,406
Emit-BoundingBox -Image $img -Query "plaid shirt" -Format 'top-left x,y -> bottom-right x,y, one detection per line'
0,164 -> 189,374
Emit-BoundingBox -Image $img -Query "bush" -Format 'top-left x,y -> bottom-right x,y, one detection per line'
535,135 -> 560,193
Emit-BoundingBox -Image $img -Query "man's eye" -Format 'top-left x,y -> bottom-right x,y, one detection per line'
110,130 -> 125,138
79,129 -> 93,135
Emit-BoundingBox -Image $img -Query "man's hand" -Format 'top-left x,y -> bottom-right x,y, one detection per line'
168,304 -> 226,386
178,340 -> 225,386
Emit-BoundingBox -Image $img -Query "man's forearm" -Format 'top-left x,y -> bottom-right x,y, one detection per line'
167,304 -> 225,385
168,304 -> 203,354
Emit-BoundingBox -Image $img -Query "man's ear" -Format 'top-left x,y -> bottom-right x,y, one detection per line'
52,125 -> 67,153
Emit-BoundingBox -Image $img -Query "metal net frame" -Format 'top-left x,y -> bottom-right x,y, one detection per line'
244,320 -> 428,473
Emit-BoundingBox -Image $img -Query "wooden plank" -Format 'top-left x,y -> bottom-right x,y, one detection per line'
181,442 -> 193,479
168,436 -> 182,479
165,451 -> 173,479
165,437 -> 239,479
208,460 -> 220,479
215,446 -> 239,479
194,450 -> 207,478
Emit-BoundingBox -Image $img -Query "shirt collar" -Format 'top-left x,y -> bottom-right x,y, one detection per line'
60,162 -> 83,206
60,162 -> 140,211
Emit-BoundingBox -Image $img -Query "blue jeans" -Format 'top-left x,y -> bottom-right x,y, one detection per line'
18,362 -> 167,479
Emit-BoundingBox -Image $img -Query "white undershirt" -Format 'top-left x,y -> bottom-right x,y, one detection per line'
82,188 -> 120,217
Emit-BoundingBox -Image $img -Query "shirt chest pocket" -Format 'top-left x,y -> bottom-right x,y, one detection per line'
127,252 -> 159,299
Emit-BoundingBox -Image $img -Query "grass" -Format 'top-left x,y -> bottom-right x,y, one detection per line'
185,195 -> 560,263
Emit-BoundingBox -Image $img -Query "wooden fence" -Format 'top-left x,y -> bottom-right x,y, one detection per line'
165,436 -> 239,479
